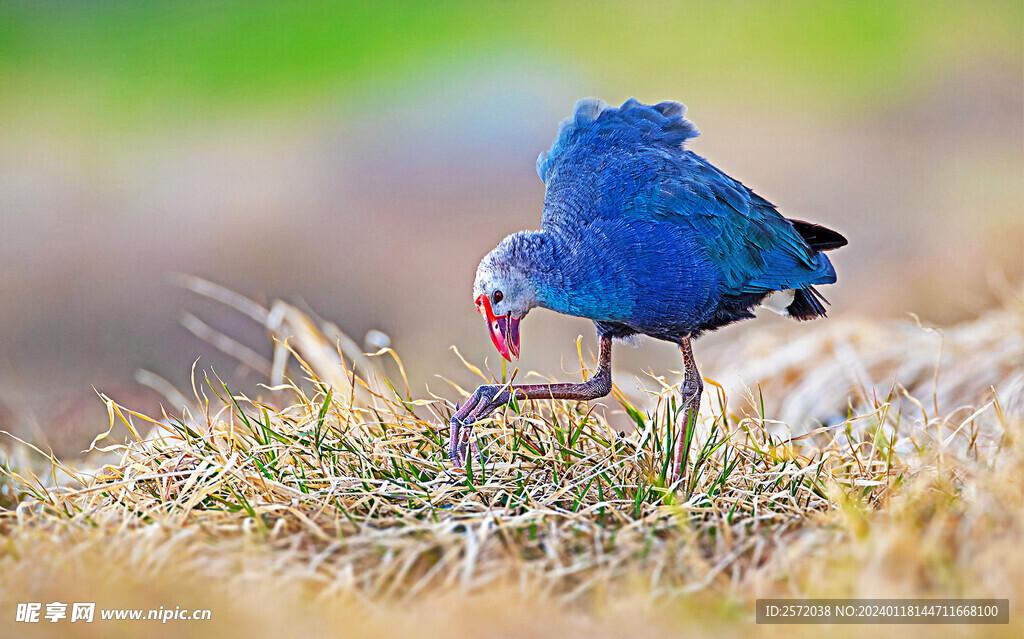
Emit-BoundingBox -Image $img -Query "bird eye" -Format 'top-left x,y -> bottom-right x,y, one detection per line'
492,290 -> 503,304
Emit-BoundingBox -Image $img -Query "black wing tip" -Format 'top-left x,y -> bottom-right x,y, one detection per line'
790,219 -> 848,252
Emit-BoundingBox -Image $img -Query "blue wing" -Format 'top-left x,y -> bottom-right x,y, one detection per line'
538,98 -> 836,297
651,153 -> 836,294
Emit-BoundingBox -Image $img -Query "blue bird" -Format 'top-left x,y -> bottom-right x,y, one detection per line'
450,98 -> 846,481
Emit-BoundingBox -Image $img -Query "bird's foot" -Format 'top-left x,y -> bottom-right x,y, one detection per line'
448,385 -> 505,468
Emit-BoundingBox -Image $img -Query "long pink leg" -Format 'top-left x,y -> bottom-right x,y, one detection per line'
672,337 -> 703,483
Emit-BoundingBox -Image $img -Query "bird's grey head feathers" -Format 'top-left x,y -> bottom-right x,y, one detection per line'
474,231 -> 556,319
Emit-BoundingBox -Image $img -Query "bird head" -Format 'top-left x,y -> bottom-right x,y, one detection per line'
472,235 -> 544,361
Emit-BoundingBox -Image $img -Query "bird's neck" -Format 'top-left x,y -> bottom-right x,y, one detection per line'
524,229 -> 633,322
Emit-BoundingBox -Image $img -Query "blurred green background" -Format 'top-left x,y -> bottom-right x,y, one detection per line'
0,1 -> 1021,451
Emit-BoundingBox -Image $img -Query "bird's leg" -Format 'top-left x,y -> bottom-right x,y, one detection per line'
449,336 -> 614,468
672,337 -> 703,484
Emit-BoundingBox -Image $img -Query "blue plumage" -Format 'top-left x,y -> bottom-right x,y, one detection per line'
523,97 -> 844,340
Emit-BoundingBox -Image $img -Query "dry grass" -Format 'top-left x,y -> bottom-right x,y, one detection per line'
0,281 -> 1021,638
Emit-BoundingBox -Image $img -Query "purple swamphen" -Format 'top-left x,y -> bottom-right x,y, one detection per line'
450,98 -> 847,482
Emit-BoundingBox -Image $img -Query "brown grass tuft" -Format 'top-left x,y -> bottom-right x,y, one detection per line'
1,282 -> 1021,637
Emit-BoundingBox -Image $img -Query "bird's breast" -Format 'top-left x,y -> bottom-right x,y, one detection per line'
536,219 -> 721,334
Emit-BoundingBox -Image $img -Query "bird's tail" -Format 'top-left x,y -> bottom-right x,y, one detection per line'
790,219 -> 848,252
784,219 -> 845,320
788,286 -> 829,320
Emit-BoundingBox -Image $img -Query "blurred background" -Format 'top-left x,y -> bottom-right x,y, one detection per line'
0,1 -> 1021,453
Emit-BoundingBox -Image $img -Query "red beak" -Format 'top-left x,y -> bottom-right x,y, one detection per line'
475,294 -> 520,361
